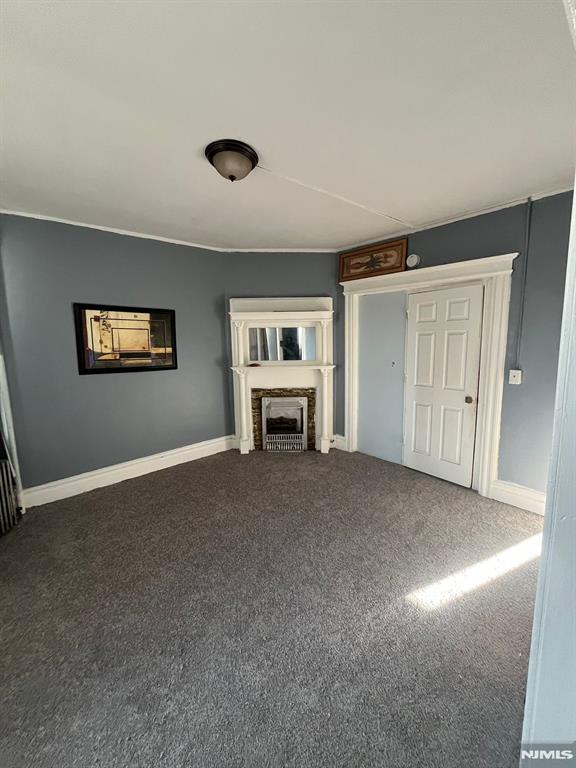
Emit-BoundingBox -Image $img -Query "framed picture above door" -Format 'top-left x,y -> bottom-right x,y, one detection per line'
339,238 -> 407,282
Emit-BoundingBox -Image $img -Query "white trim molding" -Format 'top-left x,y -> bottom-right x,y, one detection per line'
23,435 -> 236,508
344,292 -> 359,452
0,210 -> 337,254
341,253 -> 518,500
473,264 -> 514,497
341,252 -> 518,297
489,480 -> 546,516
332,434 -> 347,451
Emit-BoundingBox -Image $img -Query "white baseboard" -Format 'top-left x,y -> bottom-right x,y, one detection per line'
23,435 -> 237,508
332,434 -> 348,451
489,479 -> 546,515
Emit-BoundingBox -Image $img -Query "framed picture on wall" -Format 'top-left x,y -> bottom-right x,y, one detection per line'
339,238 -> 407,282
73,303 -> 177,374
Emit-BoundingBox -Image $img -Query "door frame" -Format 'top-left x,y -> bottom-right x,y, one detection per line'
341,252 -> 518,497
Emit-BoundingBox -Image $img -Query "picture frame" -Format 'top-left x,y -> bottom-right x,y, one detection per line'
73,303 -> 177,374
339,238 -> 407,282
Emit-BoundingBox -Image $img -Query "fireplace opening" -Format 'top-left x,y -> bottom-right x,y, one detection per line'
262,396 -> 308,452
251,388 -> 316,451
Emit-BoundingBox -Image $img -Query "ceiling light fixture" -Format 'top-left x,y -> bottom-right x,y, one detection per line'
205,139 -> 259,182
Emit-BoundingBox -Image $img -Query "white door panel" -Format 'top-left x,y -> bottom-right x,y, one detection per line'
415,332 -> 435,386
404,284 -> 483,487
443,331 -> 467,390
413,402 -> 432,455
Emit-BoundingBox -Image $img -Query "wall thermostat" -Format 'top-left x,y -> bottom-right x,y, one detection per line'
406,253 -> 421,268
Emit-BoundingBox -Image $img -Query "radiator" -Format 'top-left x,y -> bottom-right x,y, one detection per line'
0,457 -> 20,536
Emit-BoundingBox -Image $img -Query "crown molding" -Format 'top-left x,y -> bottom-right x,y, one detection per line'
0,210 -> 338,254
530,185 -> 574,201
338,186 -> 574,251
1,184 -> 572,255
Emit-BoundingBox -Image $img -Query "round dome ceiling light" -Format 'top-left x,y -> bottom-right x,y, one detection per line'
204,139 -> 259,182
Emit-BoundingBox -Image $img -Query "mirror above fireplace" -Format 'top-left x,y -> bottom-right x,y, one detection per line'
248,327 -> 317,362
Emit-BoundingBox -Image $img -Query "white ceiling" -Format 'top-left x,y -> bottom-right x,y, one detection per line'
1,1 -> 575,251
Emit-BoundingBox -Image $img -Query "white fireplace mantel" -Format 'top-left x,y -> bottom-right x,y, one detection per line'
229,297 -> 334,454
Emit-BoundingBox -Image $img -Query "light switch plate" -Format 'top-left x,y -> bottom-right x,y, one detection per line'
509,369 -> 522,385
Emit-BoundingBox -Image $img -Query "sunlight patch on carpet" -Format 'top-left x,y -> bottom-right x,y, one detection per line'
406,534 -> 542,610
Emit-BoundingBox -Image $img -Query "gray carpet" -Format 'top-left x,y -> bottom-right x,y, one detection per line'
0,450 -> 542,768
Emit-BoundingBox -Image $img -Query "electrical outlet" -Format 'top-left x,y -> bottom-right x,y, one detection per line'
509,369 -> 522,385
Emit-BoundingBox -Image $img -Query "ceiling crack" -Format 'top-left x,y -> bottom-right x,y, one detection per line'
257,165 -> 415,230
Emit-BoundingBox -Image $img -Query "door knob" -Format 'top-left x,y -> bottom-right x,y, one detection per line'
465,395 -> 474,404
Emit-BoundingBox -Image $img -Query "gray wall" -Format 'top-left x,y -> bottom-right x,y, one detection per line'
357,293 -> 406,462
0,216 -> 338,487
498,195 -> 573,490
350,192 -> 571,492
0,190 -> 571,490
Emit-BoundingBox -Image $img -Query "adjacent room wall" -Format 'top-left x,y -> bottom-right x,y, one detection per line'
0,216 -> 338,487
521,172 -> 576,756
356,292 -> 406,462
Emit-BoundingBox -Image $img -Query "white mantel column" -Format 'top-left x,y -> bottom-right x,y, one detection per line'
319,367 -> 332,453
234,368 -> 251,454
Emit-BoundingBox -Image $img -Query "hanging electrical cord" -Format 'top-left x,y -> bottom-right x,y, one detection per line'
514,197 -> 533,370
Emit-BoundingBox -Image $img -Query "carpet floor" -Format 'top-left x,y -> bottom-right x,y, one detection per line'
0,451 -> 543,768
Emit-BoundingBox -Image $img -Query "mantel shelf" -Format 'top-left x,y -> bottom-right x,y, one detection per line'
229,310 -> 333,323
231,363 -> 335,371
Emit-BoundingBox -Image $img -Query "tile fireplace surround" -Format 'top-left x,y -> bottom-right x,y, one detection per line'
229,298 -> 334,454
252,388 -> 316,451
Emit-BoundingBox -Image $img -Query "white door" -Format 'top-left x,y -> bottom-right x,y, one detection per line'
403,284 -> 484,487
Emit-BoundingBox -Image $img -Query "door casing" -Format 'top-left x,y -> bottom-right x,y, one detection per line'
341,253 -> 518,498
